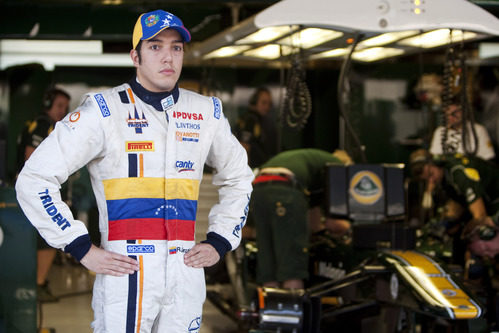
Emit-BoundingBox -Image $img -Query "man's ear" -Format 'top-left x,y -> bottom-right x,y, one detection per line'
130,49 -> 140,67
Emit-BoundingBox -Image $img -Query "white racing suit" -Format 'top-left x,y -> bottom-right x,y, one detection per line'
16,80 -> 254,332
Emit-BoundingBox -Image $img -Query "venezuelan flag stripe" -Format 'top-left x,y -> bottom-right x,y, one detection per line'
103,178 -> 200,200
108,218 -> 195,241
107,198 -> 197,221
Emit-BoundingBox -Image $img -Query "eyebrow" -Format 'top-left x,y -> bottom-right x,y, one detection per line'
145,38 -> 184,44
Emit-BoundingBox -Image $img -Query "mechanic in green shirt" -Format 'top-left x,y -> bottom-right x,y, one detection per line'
411,150 -> 499,257
251,148 -> 352,289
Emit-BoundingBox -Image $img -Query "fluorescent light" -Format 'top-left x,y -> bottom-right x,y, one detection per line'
243,44 -> 293,59
0,39 -> 103,54
479,42 -> 499,59
398,29 -> 477,48
203,45 -> 251,59
277,28 -> 343,49
310,48 -> 350,59
358,31 -> 419,48
236,25 -> 299,44
352,47 -> 405,62
0,53 -> 133,71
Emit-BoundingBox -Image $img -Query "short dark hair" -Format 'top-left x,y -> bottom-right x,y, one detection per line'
43,88 -> 70,111
135,40 -> 143,64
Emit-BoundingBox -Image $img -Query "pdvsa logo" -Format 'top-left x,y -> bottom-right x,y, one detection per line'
349,171 -> 383,205
172,111 -> 204,121
176,160 -> 194,172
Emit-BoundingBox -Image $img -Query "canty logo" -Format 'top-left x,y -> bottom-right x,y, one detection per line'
176,160 -> 194,172
172,112 -> 204,121
126,141 -> 154,152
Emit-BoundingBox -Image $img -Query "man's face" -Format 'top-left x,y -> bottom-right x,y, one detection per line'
47,95 -> 69,122
255,91 -> 272,116
421,164 -> 444,185
469,235 -> 499,258
445,104 -> 463,128
130,29 -> 184,93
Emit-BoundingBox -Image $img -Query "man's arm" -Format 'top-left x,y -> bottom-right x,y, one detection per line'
192,97 -> 253,267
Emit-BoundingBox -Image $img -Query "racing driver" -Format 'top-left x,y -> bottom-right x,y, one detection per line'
16,9 -> 253,333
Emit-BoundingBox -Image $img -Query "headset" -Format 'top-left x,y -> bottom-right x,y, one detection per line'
42,88 -> 70,111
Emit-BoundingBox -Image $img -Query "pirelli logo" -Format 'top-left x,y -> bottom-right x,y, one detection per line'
126,141 -> 154,152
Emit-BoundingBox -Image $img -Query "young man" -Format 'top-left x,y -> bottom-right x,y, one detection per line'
16,9 -> 253,332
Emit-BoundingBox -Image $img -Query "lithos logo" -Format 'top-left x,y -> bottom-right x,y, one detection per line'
176,160 -> 195,172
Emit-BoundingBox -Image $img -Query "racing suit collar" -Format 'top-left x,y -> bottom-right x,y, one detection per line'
128,77 -> 179,111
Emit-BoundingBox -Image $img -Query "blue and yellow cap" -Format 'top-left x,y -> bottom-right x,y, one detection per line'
132,9 -> 191,49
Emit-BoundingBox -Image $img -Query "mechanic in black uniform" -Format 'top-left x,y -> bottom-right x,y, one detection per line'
17,87 -> 71,302
235,87 -> 278,169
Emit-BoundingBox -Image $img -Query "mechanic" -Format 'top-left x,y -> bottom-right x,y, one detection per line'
16,9 -> 253,333
251,148 -> 351,289
17,87 -> 71,303
235,86 -> 278,168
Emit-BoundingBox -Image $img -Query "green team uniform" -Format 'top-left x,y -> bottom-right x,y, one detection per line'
251,149 -> 342,284
438,154 -> 499,223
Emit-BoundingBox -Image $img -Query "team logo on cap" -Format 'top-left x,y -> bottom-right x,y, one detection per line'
145,14 -> 160,27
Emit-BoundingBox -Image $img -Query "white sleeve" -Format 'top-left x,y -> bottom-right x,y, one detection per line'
429,127 -> 444,155
474,124 -> 496,160
204,98 -> 254,254
15,96 -> 106,260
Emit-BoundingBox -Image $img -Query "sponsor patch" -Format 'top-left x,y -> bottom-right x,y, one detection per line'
172,111 -> 204,121
176,160 -> 195,172
161,95 -> 175,111
349,171 -> 383,205
127,245 -> 155,253
145,14 -> 160,27
94,94 -> 111,117
188,317 -> 201,332
464,168 -> 480,182
168,246 -> 190,255
212,97 -> 221,119
128,107 -> 149,134
126,141 -> 154,152
69,111 -> 80,122
38,189 -> 71,230
175,122 -> 200,130
176,131 -> 199,142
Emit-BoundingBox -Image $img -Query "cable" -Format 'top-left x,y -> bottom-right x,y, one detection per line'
337,33 -> 367,163
281,52 -> 312,130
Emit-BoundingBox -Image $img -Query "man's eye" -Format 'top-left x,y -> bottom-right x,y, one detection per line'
151,45 -> 160,50
173,45 -> 183,52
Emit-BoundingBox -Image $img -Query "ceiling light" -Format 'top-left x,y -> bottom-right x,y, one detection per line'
352,47 -> 405,62
358,31 -> 419,48
398,29 -> 477,48
243,44 -> 293,59
310,48 -> 350,59
277,28 -> 343,49
0,53 -> 132,71
203,45 -> 251,59
236,26 -> 299,44
0,40 -> 103,54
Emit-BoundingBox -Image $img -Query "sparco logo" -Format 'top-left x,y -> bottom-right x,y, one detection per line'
127,245 -> 155,253
172,112 -> 204,121
176,160 -> 194,172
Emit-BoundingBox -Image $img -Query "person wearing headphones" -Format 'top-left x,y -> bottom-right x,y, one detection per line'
236,86 -> 278,168
17,87 -> 71,303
